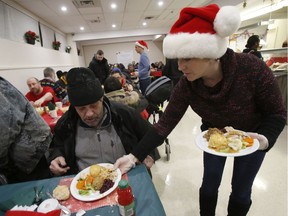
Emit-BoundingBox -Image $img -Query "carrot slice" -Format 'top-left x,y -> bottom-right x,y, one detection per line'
85,175 -> 94,186
76,180 -> 85,189
243,137 -> 254,146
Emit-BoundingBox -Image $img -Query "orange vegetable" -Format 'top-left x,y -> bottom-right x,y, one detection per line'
85,175 -> 94,186
76,180 -> 85,190
243,137 -> 254,147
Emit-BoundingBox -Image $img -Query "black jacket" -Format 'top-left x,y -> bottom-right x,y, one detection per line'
48,97 -> 159,175
88,57 -> 110,84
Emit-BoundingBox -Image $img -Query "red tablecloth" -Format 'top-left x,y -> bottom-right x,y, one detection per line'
41,109 -> 63,133
150,70 -> 162,77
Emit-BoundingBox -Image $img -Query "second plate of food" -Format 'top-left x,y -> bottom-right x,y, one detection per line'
195,130 -> 259,157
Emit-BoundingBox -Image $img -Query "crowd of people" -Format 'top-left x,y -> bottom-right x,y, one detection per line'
0,3 -> 286,216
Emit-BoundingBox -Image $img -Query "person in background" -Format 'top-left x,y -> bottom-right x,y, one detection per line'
110,68 -> 134,92
25,77 -> 56,107
242,35 -> 263,60
40,67 -> 68,102
104,76 -> 149,119
117,63 -> 132,82
0,77 -> 52,184
114,4 -> 286,216
88,49 -> 110,85
135,40 -> 151,94
56,70 -> 68,89
48,67 -> 158,177
162,58 -> 183,87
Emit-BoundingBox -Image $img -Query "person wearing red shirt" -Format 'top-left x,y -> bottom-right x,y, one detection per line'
25,77 -> 56,107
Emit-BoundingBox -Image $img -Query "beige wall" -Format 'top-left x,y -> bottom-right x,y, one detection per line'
83,40 -> 164,67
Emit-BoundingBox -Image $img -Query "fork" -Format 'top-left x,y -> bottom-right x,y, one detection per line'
33,187 -> 43,205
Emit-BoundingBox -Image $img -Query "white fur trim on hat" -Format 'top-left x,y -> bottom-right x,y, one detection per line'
214,6 -> 241,38
135,41 -> 148,49
163,32 -> 228,59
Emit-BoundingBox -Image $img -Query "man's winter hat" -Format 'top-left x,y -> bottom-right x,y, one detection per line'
67,67 -> 104,106
163,4 -> 241,59
135,40 -> 148,49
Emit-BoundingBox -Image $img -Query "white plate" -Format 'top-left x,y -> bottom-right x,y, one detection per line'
195,131 -> 260,157
70,163 -> 121,201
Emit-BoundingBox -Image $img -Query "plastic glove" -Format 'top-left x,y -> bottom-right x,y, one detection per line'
114,154 -> 138,174
247,132 -> 269,150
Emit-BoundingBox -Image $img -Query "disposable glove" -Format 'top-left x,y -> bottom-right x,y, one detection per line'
247,132 -> 269,150
114,153 -> 138,174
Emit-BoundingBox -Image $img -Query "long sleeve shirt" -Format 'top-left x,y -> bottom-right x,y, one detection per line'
132,49 -> 287,161
138,52 -> 150,80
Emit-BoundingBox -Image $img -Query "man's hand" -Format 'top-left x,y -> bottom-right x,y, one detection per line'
143,155 -> 154,169
247,132 -> 269,150
49,156 -> 70,176
113,154 -> 138,174
34,98 -> 44,107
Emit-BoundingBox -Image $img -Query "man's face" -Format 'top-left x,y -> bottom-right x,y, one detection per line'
74,98 -> 104,127
96,54 -> 104,61
27,78 -> 42,95
111,73 -> 123,83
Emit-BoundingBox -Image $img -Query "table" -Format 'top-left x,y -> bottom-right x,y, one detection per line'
150,70 -> 162,77
0,164 -> 166,216
41,109 -> 64,133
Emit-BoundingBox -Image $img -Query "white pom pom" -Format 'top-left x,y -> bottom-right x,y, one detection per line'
214,6 -> 241,38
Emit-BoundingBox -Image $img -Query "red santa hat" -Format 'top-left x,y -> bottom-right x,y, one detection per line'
135,40 -> 148,49
163,4 -> 241,59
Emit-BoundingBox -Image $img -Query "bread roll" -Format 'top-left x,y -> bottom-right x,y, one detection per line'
53,185 -> 70,201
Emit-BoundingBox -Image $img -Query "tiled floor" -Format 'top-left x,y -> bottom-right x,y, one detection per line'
150,107 -> 287,216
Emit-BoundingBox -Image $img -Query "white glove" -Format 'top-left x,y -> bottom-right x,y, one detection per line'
247,132 -> 269,150
114,154 -> 138,174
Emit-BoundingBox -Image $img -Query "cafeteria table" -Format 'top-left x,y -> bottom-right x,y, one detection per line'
41,109 -> 65,133
0,164 -> 166,216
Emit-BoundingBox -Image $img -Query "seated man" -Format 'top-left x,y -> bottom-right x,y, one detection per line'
110,68 -> 134,92
48,67 -> 159,176
0,77 -> 52,184
56,70 -> 68,89
104,76 -> 149,119
40,67 -> 68,103
25,77 -> 56,107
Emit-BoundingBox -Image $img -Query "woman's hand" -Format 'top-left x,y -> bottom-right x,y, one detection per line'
49,156 -> 70,176
113,154 -> 138,174
247,132 -> 269,150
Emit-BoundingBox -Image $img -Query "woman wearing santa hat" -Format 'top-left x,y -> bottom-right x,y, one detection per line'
115,4 -> 286,216
135,40 -> 151,94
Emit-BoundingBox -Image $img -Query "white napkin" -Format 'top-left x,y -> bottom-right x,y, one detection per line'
11,204 -> 38,211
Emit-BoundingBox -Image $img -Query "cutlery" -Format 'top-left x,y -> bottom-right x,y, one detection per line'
33,186 -> 43,205
46,190 -> 71,215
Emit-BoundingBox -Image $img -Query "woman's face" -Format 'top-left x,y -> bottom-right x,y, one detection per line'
178,58 -> 211,81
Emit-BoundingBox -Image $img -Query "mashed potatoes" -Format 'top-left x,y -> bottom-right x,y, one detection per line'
208,133 -> 228,149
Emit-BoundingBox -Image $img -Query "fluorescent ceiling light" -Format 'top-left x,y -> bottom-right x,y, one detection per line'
111,3 -> 117,9
241,0 -> 288,21
61,6 -> 67,11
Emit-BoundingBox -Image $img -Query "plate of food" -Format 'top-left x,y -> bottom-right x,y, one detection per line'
70,163 -> 121,201
195,127 -> 259,157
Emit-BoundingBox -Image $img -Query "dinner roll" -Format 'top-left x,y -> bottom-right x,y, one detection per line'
53,185 -> 70,201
